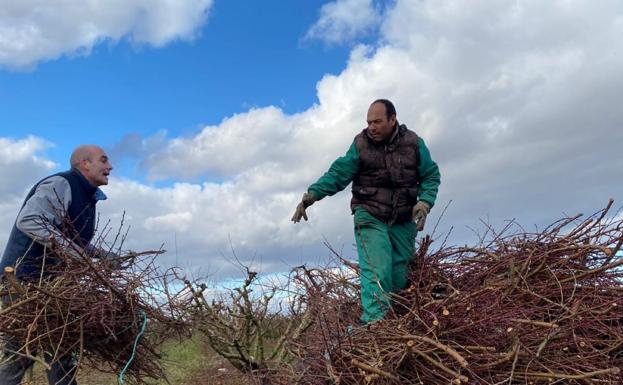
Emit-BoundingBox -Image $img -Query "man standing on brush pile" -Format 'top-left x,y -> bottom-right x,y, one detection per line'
292,99 -> 441,324
0,145 -> 114,385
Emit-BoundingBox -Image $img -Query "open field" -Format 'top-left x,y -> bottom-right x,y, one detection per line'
18,334 -> 248,385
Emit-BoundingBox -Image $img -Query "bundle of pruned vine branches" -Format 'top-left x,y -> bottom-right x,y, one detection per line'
288,200 -> 623,385
0,221 -> 191,384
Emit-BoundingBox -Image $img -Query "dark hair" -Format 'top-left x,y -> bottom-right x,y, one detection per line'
372,99 -> 396,119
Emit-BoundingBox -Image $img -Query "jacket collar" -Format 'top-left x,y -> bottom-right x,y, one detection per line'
70,168 -> 107,201
365,122 -> 404,146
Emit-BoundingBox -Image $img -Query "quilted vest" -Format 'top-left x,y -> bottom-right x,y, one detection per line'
350,124 -> 421,224
0,169 -> 98,279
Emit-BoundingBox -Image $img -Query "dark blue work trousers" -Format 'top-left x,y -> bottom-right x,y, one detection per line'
0,335 -> 77,385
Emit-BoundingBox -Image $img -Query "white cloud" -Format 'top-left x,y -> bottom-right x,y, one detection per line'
142,107 -> 293,180
0,136 -> 58,249
0,0 -> 213,69
304,0 -> 381,44
94,177 -> 354,278
144,212 -> 194,233
0,136 -> 57,196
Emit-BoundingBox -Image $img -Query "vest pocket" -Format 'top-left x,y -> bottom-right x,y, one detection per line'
353,187 -> 378,198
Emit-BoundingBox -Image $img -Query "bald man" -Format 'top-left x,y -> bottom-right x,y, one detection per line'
0,145 -> 113,385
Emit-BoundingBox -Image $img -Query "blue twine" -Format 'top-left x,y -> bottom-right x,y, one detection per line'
118,311 -> 148,384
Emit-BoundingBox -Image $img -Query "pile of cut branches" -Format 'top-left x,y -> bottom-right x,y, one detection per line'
289,201 -> 623,384
0,223 -> 191,384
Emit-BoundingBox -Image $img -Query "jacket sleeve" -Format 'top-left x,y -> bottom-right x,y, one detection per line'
417,137 -> 441,208
308,141 -> 360,200
16,176 -> 72,248
15,177 -> 109,259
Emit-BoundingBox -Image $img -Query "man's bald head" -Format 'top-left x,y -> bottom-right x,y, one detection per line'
70,145 -> 113,186
70,145 -> 100,169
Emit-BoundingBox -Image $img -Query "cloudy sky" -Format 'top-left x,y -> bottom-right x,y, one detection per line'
1,0 -> 622,280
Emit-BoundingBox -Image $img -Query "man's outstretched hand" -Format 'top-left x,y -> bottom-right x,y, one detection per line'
291,192 -> 317,223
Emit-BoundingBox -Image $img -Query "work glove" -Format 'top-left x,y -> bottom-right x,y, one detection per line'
412,201 -> 431,231
91,246 -> 138,270
291,192 -> 317,223
96,249 -> 124,269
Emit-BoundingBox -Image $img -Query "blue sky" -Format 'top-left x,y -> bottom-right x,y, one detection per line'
1,0 -> 622,280
1,0 -> 362,181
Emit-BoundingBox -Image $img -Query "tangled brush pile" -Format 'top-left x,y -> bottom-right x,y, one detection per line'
0,230 -> 191,384
290,201 -> 623,384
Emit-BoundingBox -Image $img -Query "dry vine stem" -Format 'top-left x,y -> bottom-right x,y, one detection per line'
0,214 -> 192,385
185,265 -> 313,385
285,201 -> 623,385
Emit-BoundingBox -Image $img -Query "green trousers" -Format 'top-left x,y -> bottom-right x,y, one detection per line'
353,208 -> 417,324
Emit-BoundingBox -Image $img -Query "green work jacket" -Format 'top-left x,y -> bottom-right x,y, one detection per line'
308,134 -> 441,218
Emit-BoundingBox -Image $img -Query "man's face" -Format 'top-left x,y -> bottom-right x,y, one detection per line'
366,102 -> 396,143
81,147 -> 113,186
